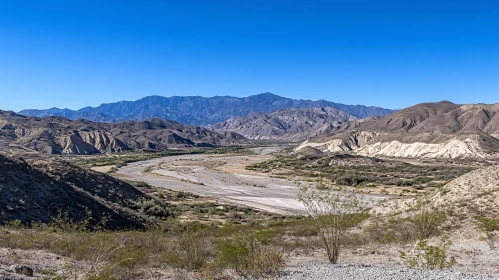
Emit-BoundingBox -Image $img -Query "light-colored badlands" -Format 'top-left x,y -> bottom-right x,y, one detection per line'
296,135 -> 490,158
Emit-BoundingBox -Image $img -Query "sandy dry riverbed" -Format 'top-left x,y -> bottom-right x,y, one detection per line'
115,147 -> 391,214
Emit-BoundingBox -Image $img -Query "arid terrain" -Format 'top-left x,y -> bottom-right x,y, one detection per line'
3,1 -> 499,277
2,102 -> 499,280
207,107 -> 357,142
0,110 -> 246,155
1,144 -> 499,279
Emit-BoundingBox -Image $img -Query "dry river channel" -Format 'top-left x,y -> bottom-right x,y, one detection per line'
116,147 -> 392,214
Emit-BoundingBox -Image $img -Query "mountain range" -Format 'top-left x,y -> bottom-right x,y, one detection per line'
18,93 -> 395,126
296,101 -> 499,158
0,110 -> 245,155
208,107 -> 358,142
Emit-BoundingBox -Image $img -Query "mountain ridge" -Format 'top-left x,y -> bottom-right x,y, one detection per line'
207,106 -> 358,142
18,93 -> 396,126
0,110 -> 246,155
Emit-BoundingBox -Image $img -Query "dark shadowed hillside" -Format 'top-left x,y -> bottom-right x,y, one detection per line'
0,154 -> 172,229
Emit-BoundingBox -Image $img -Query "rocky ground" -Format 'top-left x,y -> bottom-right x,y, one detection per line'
277,263 -> 499,280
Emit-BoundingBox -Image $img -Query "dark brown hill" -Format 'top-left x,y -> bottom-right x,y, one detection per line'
360,101 -> 461,132
0,154 -> 170,229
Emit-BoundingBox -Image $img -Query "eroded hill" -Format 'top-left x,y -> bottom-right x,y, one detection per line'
296,102 -> 499,158
0,110 -> 245,155
372,163 -> 499,232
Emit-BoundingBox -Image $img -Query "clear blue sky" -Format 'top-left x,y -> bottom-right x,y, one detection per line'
0,0 -> 498,111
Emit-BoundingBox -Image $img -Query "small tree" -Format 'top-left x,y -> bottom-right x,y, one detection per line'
475,216 -> 499,250
298,185 -> 368,264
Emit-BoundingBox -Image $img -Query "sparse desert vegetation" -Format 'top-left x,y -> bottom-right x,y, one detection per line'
1,148 -> 499,279
3,1 -> 499,278
71,147 -> 253,169
248,153 -> 477,191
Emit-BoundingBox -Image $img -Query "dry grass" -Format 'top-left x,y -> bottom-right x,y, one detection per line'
0,216 -> 319,279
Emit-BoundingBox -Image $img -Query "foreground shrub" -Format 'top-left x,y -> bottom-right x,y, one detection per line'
475,216 -> 499,250
298,185 -> 368,264
212,231 -> 285,279
409,200 -> 446,239
0,215 -> 298,279
164,230 -> 213,279
400,237 -> 457,270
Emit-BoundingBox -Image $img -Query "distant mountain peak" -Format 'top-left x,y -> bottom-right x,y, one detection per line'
18,93 -> 395,126
254,92 -> 280,97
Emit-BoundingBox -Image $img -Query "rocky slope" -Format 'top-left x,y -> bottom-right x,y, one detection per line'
296,102 -> 499,158
0,110 -> 245,155
207,107 -> 357,142
0,154 -> 171,229
19,93 -> 395,126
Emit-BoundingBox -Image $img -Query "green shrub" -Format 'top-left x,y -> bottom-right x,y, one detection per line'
164,231 -> 213,272
215,231 -> 285,279
409,199 -> 446,239
475,216 -> 499,249
400,237 -> 457,270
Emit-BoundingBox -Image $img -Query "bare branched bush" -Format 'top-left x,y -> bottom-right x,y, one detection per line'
410,198 -> 446,239
298,185 -> 369,264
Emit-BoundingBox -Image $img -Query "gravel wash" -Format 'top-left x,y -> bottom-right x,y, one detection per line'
276,263 -> 499,280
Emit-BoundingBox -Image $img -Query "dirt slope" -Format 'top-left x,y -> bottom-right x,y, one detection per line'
372,164 -> 499,230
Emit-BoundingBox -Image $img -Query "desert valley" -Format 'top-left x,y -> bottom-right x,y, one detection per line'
1,93 -> 499,279
1,2 -> 498,279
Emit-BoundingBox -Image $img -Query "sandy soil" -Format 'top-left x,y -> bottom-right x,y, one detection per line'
90,165 -> 115,173
115,147 -> 392,214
